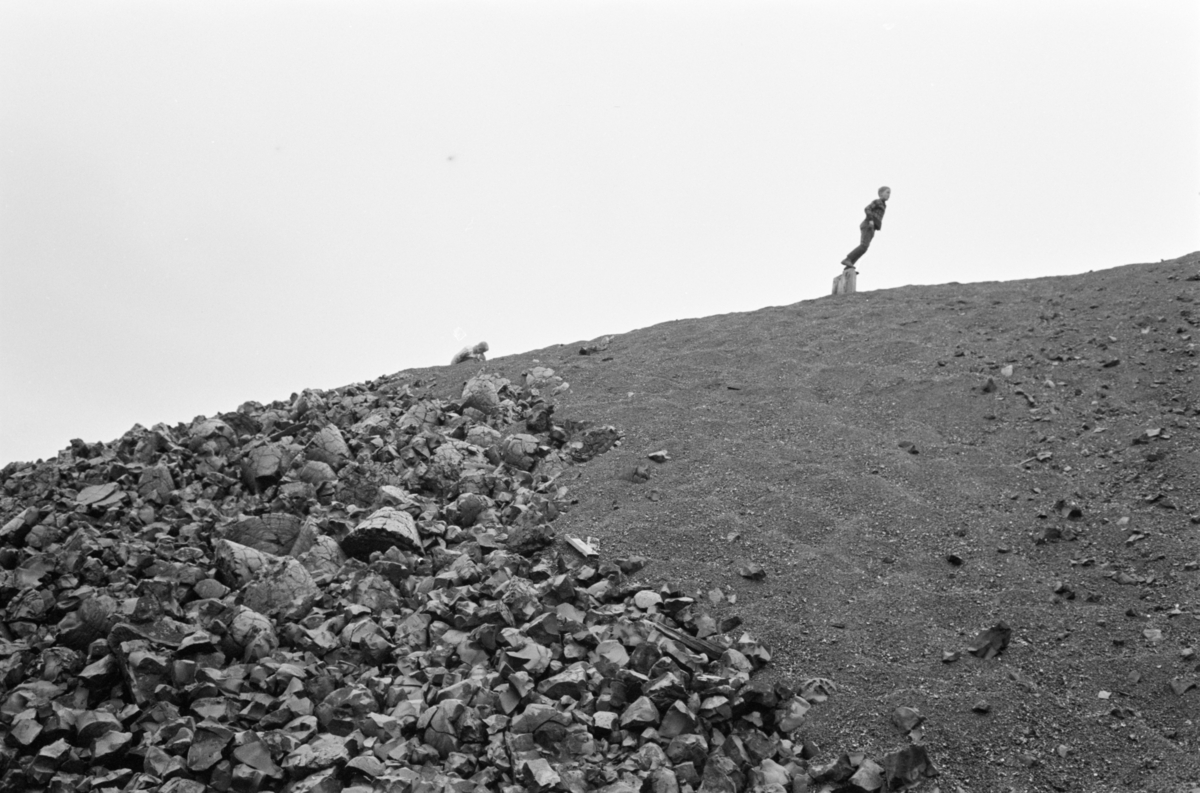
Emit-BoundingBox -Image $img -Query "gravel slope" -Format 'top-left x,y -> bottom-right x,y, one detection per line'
442,251 -> 1200,791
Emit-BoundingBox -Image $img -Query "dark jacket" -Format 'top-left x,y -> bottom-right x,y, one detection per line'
862,198 -> 887,230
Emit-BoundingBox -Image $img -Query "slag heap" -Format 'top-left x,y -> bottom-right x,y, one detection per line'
0,365 -> 932,792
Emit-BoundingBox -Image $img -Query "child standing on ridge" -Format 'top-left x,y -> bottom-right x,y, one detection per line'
842,186 -> 890,269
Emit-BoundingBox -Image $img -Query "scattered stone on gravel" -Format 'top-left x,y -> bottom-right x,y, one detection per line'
579,335 -> 614,355
0,366 -> 908,793
738,563 -> 767,581
892,706 -> 925,733
968,621 -> 1013,659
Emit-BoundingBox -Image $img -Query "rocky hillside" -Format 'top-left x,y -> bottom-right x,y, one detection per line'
2,251 -> 1199,792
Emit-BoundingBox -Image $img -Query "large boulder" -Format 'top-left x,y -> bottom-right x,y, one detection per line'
241,442 -> 294,489
213,539 -> 276,588
187,418 -> 237,456
340,507 -> 422,560
227,606 -> 278,660
461,375 -> 503,415
240,557 -> 321,620
136,463 -> 176,502
223,513 -> 303,557
300,535 -> 348,579
297,460 -> 338,486
306,425 -> 351,467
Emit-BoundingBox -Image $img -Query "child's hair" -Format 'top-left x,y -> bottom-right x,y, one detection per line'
878,185 -> 891,196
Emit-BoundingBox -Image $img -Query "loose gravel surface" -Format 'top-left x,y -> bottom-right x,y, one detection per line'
435,252 -> 1200,791
5,252 -> 1198,793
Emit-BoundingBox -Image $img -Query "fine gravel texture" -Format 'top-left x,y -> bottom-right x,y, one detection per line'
3,250 -> 1200,792
434,252 -> 1200,791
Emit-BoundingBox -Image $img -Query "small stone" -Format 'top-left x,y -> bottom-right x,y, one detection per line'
92,730 -> 133,761
738,563 -> 767,581
658,701 -> 699,739
633,590 -> 663,610
193,578 -> 229,599
620,696 -> 660,728
592,711 -> 618,732
892,706 -> 924,732
188,724 -> 234,771
848,758 -> 885,791
522,757 -> 562,791
968,621 -> 1012,659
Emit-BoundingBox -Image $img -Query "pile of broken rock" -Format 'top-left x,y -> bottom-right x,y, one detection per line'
0,366 -> 933,792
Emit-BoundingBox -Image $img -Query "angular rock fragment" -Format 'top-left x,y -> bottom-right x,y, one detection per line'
214,539 -> 276,588
849,757 -> 885,791
505,523 -> 555,556
299,459 -> 339,487
242,442 -> 291,489
137,462 -> 176,502
0,363 -> 898,793
340,507 -> 421,560
228,606 -> 278,660
189,417 -> 237,454
224,513 -> 304,556
892,705 -> 924,732
283,733 -> 350,772
659,700 -> 699,738
968,621 -> 1012,659
881,744 -> 937,786
241,557 -> 321,619
500,433 -> 541,470
699,753 -> 743,793
620,695 -> 660,728
317,685 -> 379,735
306,425 -> 351,467
418,699 -> 466,758
299,535 -> 347,579
579,335 -> 613,355
76,481 -> 126,510
567,424 -> 623,462
188,723 -> 234,771
737,563 -> 766,581
462,374 -> 504,415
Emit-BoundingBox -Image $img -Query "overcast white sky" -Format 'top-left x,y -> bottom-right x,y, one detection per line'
2,1 -> 1198,464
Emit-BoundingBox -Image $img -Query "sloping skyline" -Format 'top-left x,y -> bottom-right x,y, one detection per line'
2,0 -> 1198,463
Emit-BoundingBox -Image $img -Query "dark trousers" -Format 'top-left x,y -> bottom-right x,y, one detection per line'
844,224 -> 875,265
